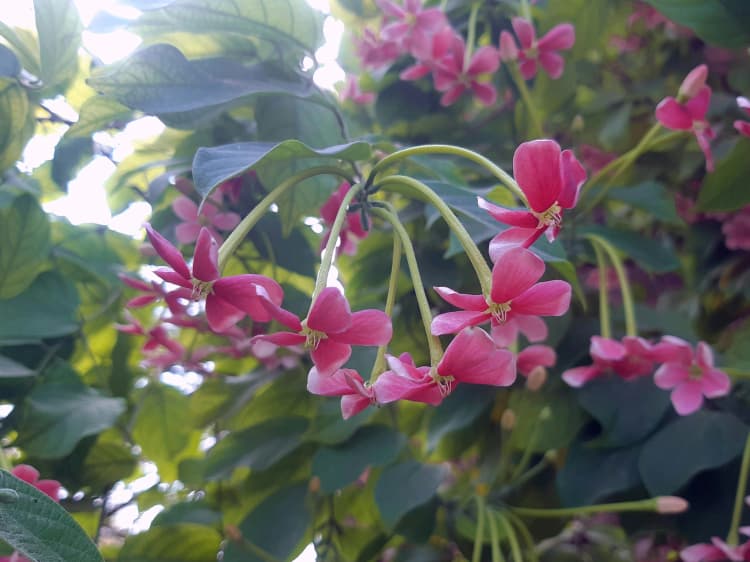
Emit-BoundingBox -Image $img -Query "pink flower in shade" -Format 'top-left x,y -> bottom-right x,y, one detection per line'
578,144 -> 617,174
172,195 -> 240,245
320,182 -> 368,256
356,28 -> 401,71
431,246 -> 571,337
501,18 -> 575,80
339,75 -> 376,105
562,336 -> 658,387
478,139 -> 587,248
399,26 -> 457,81
681,533 -> 750,562
10,465 -> 61,502
723,206 -> 750,251
145,225 -> 284,333
119,274 -> 186,315
307,367 -> 377,419
375,0 -> 447,58
517,344 -> 556,377
434,327 -> 516,390
491,314 -> 547,347
373,353 -> 444,406
653,337 -> 731,416
432,36 -> 500,106
655,85 -> 715,172
735,96 -> 750,138
254,287 -> 392,377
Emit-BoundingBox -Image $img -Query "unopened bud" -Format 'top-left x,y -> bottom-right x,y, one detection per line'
500,409 -> 516,430
224,524 -> 243,542
571,114 -> 585,132
308,475 -> 321,494
526,366 -> 548,391
678,64 -> 708,100
656,496 -> 689,514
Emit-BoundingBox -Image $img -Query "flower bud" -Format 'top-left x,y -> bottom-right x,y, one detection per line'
678,64 -> 708,100
500,408 -> 517,430
525,366 -> 548,391
308,475 -> 321,494
656,496 -> 689,514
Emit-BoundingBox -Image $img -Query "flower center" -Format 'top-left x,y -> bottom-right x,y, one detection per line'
526,45 -> 539,59
191,278 -> 214,300
487,301 -> 512,323
304,328 -> 327,349
688,364 -> 703,380
532,202 -> 563,230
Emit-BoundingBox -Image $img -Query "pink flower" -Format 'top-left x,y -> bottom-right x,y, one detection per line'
399,25 -> 456,81
562,336 -> 657,387
517,344 -> 556,377
431,246 -> 571,336
375,0 -> 447,58
10,464 -> 61,502
723,206 -> 750,251
373,353 -> 444,406
735,96 -> 750,138
655,84 -> 715,172
435,327 -> 516,389
679,64 -> 708,100
320,182 -> 368,256
653,337 -> 731,415
307,367 -> 377,419
501,18 -> 575,80
432,35 -> 500,106
145,225 -> 284,333
479,139 -> 587,248
491,314 -> 548,347
254,286 -> 392,377
356,28 -> 401,71
172,195 -> 240,245
119,274 -> 186,315
681,535 -> 750,562
339,75 -> 376,105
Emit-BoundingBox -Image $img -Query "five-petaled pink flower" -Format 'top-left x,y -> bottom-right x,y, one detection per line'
172,195 -> 240,245
735,96 -> 750,138
433,34 -> 500,106
653,337 -> 731,415
562,336 -> 658,387
146,225 -> 284,333
431,245 -> 571,336
479,139 -> 586,248
254,286 -> 392,377
373,353 -> 444,406
375,0 -> 447,59
500,17 -> 575,80
320,182 -> 368,256
307,367 -> 377,419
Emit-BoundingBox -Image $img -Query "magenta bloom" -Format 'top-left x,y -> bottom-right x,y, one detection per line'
432,35 -> 500,106
376,0 -> 447,58
307,367 -> 377,419
655,85 -> 715,172
146,225 -> 283,333
400,25 -> 456,81
435,327 -> 516,389
320,182 -> 368,256
356,28 -> 401,71
479,139 -> 587,248
373,353 -> 444,406
653,337 -> 731,416
119,273 -> 186,315
735,96 -> 750,138
10,464 -> 61,501
562,336 -> 657,387
681,534 -> 750,562
431,246 -> 571,336
172,195 -> 239,245
500,17 -> 575,80
254,287 -> 392,377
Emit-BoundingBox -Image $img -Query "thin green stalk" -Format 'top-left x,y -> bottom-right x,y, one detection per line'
370,234 -> 402,381
486,506 -> 507,562
369,144 -> 525,204
501,453 -> 552,498
510,498 -> 662,518
510,407 -> 550,482
727,432 -> 750,545
505,510 -> 540,562
497,512 -> 524,562
217,166 -> 351,271
311,183 -> 364,303
0,448 -> 11,471
509,64 -> 544,139
373,207 -> 444,366
464,3 -> 480,69
472,496 -> 487,562
377,175 -> 493,296
587,234 -> 637,337
519,0 -> 532,19
591,240 -> 612,339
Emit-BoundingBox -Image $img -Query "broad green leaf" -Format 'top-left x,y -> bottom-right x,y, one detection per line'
542,0 -> 614,56
135,0 -> 324,58
427,385 -> 495,450
63,96 -> 132,139
0,22 -> 41,77
118,524 -> 221,562
0,355 -> 34,378
222,484 -> 310,562
645,0 -> 750,48
33,0 -> 82,88
193,139 -> 370,201
51,138 -> 92,189
638,411 -> 748,495
88,44 -> 312,117
0,272 -> 79,344
696,140 -> 750,212
0,469 -> 103,562
0,78 -> 34,172
609,181 -> 680,224
312,425 -> 406,493
203,417 -> 309,480
16,380 -> 126,458
82,438 -> 138,490
0,45 -> 20,77
304,397 -> 375,445
582,225 -> 680,273
152,502 -> 221,528
375,461 -> 447,529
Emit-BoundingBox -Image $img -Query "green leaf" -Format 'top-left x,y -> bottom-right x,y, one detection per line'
246,213 -> 316,277
0,194 -> 50,298
375,461 -> 446,529
0,271 -> 79,344
609,181 -> 681,224
152,502 -> 221,528
638,410 -> 748,495
88,44 -> 312,117
222,483 -> 310,562
203,417 -> 309,480
312,425 -> 406,493
0,45 -> 20,77
581,225 -> 680,273
426,385 -> 495,450
0,469 -> 104,562
192,139 -> 370,200
0,22 -> 41,77
16,380 -> 126,458
645,0 -> 750,48
0,78 -> 34,172
118,524 -> 221,562
696,140 -> 750,212
63,96 -> 132,139
81,439 -> 138,490
0,355 -> 34,378
33,0 -> 82,88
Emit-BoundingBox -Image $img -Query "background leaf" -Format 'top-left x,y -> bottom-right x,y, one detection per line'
375,461 -> 446,529
33,0 -> 82,88
645,0 -> 750,48
696,140 -> 750,212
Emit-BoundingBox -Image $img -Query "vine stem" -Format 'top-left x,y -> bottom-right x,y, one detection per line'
464,3 -> 480,69
486,505 -> 506,562
727,432 -> 750,545
368,144 -> 525,204
370,233 -> 402,380
217,166 -> 352,272
472,495 -> 487,562
510,498 -> 662,518
508,64 -> 544,139
590,240 -> 612,339
497,511 -> 523,562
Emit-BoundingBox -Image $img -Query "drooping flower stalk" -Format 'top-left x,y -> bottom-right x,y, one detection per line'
510,497 -> 688,518
590,237 -> 613,339
369,231 -> 403,379
727,432 -> 750,546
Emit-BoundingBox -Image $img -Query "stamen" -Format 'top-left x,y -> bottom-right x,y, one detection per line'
488,301 -> 512,324
532,202 -> 563,230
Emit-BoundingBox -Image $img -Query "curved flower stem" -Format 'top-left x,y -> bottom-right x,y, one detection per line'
472,495 -> 487,562
497,511 -> 523,562
486,505 -> 506,562
590,240 -> 613,339
504,510 -> 540,562
464,3 -> 480,69
586,234 -> 637,337
510,407 -> 550,482
373,206 -> 444,367
217,166 -> 352,272
520,0 -> 532,20
376,175 -> 493,296
368,145 -> 525,204
370,234 -> 402,381
727,432 -> 750,546
510,498 -> 662,518
508,64 -> 545,139
311,182 -> 365,304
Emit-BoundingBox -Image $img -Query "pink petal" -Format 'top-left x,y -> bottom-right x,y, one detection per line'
259,299 -> 303,331
467,46 -> 500,75
650,335 -> 693,364
35,479 -> 61,501
498,30 -> 518,61
695,341 -> 714,369
655,97 -> 693,130
311,339 -> 352,377
154,268 -> 192,289
374,371 -> 442,405
172,196 -> 198,221
491,322 -> 519,347
145,224 -> 191,280
307,287 -> 352,334
127,295 -> 158,308
341,394 -> 372,419
119,274 -> 153,292
511,17 -> 536,49
538,51 -> 565,79
307,367 -> 354,396
590,336 -> 626,362
438,327 -> 516,386
175,222 -> 202,245
695,127 -> 715,173
739,96 -> 750,114
653,363 -> 689,390
679,64 -> 708,99
192,228 -> 220,282
671,380 -> 704,415
400,63 -> 432,81
518,58 -> 537,80
513,140 -> 564,213
490,246 -> 545,304
415,8 -> 446,32
488,228 -> 540,261
701,368 -> 731,398
510,280 -> 571,317
735,120 -> 750,138
477,197 -> 538,228
205,294 -> 246,333
212,211 -> 240,230
213,278 -> 268,322
517,344 -> 556,376
538,23 -> 575,51
562,365 -> 602,387
471,81 -> 498,106
252,332 -> 306,347
433,286 -> 486,311
381,21 -> 411,42
440,84 -> 466,106
431,310 -> 490,336
681,544 -> 727,562
558,149 -> 587,209
333,309 -> 392,345
12,464 -> 40,484
516,315 -> 548,342
685,86 -> 711,121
